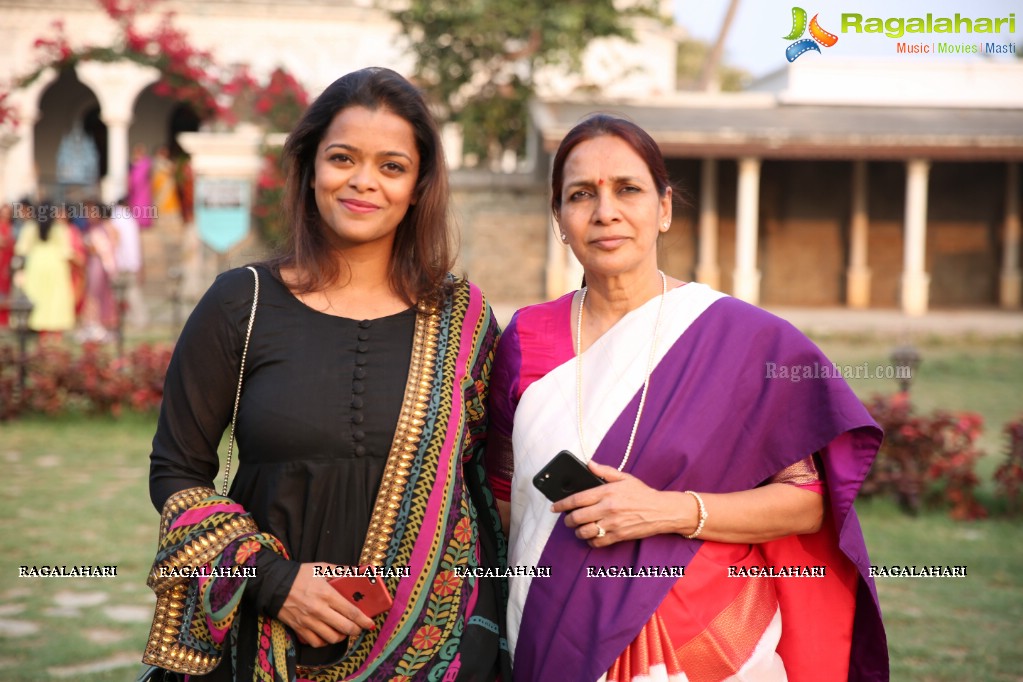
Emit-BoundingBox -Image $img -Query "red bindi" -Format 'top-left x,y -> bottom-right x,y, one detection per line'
598,179 -> 604,186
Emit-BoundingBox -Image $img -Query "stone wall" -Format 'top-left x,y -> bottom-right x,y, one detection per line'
450,169 -> 549,308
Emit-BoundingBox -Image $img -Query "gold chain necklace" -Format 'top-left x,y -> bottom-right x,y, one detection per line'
575,270 -> 667,471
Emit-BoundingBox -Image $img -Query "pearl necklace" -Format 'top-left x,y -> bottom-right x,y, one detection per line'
575,270 -> 667,471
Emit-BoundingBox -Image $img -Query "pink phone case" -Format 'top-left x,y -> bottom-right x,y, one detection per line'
328,571 -> 393,617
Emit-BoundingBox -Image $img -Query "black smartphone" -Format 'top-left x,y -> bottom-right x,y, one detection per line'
532,450 -> 606,502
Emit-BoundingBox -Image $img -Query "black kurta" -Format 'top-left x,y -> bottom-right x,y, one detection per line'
149,264 -> 415,669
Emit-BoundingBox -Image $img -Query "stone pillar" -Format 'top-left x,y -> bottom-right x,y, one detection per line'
901,159 -> 931,316
5,68 -> 58,203
732,157 -> 762,304
100,113 -> 130,204
545,155 -> 566,299
178,124 -> 265,297
696,158 -> 721,289
846,159 -> 872,308
1000,162 -> 1021,309
544,156 -> 584,298
0,132 -> 19,202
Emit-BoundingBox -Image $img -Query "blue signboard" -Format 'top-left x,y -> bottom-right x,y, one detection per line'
195,178 -> 251,253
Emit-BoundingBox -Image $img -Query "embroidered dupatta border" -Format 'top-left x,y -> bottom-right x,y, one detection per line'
308,299 -> 444,678
142,486 -> 265,675
308,280 -> 501,680
358,299 -> 440,567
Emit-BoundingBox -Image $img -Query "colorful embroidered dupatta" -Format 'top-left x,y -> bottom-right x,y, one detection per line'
496,284 -> 888,681
143,280 -> 511,681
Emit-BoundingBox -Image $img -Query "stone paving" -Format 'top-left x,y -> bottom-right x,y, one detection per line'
0,583 -> 154,678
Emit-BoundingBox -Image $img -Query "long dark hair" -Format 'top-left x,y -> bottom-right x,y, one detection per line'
265,67 -> 453,304
36,203 -> 54,241
550,114 -> 674,220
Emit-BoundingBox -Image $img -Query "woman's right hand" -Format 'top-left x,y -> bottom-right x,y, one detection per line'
275,563 -> 378,647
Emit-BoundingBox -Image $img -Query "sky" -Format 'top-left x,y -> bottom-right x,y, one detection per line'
673,0 -> 1023,80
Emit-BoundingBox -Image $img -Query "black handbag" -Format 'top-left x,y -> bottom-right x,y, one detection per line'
135,664 -> 184,681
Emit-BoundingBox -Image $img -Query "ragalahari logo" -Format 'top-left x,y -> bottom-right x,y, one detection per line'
783,7 -> 839,61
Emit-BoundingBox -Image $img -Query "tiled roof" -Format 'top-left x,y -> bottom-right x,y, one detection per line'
531,99 -> 1023,160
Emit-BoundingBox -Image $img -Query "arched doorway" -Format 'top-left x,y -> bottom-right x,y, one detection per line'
34,68 -> 105,202
130,84 -> 200,159
168,103 -> 201,158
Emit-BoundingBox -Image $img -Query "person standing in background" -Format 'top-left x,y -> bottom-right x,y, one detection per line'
151,145 -> 182,231
14,203 -> 76,337
175,154 -> 194,226
110,197 -> 147,328
76,201 -> 119,342
0,204 -> 14,327
128,143 -> 153,229
66,206 -> 88,320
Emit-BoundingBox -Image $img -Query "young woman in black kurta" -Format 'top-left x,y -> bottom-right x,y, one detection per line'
143,67 -> 510,681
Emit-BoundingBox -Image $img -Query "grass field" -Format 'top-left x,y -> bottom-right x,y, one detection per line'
0,336 -> 1021,681
0,413 -> 158,681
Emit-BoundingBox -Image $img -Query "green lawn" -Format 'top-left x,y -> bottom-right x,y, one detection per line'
858,498 -> 1023,681
0,336 -> 1021,680
0,413 -> 158,681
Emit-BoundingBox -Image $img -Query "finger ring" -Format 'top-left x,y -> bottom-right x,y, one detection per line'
594,522 -> 606,538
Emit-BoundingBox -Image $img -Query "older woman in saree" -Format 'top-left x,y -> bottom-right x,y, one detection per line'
487,115 -> 888,682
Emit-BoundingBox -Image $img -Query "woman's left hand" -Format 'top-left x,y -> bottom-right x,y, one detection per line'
551,461 -> 688,547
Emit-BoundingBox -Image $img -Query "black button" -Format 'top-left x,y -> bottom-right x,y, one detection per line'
355,445 -> 367,457
354,367 -> 367,380
353,430 -> 365,442
352,413 -> 364,425
358,331 -> 370,341
358,320 -> 372,329
353,381 -> 365,394
357,343 -> 368,353
355,356 -> 367,366
351,397 -> 364,409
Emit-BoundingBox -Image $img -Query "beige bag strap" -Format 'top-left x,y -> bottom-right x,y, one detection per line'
221,265 -> 259,496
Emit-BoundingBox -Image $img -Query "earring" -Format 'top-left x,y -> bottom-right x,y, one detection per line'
560,233 -> 568,242
661,222 -> 670,230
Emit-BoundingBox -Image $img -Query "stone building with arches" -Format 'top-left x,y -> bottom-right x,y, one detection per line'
0,0 -> 418,205
0,0 -> 678,206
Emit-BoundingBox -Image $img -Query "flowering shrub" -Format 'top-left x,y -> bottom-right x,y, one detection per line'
253,146 -> 287,246
0,87 -> 21,138
862,393 -> 986,519
0,339 -> 172,419
994,417 -> 1023,514
0,345 -> 20,421
244,67 -> 309,133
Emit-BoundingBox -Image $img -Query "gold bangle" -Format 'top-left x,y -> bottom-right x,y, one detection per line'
683,490 -> 707,539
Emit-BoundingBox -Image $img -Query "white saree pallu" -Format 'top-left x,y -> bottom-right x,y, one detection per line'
506,284 -> 724,657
